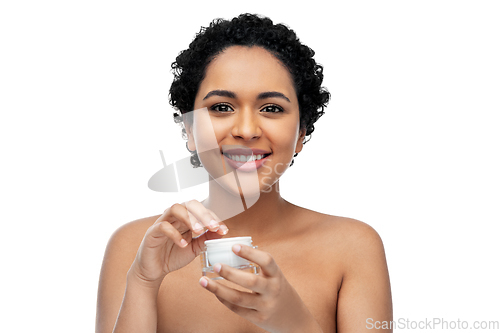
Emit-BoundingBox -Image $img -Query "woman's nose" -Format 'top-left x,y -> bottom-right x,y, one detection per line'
230,109 -> 262,141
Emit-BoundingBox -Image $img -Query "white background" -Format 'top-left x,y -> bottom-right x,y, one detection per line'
1,1 -> 499,332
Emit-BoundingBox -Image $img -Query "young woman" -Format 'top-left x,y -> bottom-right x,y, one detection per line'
97,14 -> 392,333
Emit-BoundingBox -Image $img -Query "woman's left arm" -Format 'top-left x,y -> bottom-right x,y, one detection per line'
336,222 -> 393,332
199,244 -> 323,333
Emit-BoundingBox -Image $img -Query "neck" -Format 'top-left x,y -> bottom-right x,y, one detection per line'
202,177 -> 290,239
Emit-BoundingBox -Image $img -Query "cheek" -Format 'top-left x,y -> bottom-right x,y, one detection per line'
267,122 -> 299,151
208,118 -> 234,143
192,109 -> 220,152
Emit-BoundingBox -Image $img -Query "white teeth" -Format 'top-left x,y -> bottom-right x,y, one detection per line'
226,154 -> 269,162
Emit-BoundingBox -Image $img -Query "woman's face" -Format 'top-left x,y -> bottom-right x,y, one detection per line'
186,45 -> 305,197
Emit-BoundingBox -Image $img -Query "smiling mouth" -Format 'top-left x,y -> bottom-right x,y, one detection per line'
223,153 -> 272,162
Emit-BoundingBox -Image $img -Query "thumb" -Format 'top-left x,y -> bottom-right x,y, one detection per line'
191,231 -> 224,256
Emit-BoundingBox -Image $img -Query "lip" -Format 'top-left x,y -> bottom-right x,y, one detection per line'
222,151 -> 272,172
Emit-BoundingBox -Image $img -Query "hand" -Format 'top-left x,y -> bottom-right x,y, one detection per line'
128,200 -> 228,287
198,245 -> 322,333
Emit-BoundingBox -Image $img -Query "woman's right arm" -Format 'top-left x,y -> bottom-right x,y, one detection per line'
96,201 -> 228,333
97,221 -> 164,333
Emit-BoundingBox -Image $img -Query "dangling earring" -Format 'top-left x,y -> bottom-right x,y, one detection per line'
186,142 -> 196,153
186,142 -> 202,168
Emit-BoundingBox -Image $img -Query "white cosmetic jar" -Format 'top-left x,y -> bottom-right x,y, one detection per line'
200,236 -> 260,280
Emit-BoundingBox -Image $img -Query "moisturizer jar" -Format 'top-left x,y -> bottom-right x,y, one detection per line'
201,237 -> 260,280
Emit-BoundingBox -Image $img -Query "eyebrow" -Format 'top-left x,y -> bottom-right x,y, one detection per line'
202,89 -> 291,103
203,90 -> 236,100
257,91 -> 291,103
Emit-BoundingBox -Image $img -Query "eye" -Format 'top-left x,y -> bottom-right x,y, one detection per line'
261,105 -> 284,113
210,103 -> 234,112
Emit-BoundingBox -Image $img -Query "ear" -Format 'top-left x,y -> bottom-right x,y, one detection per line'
184,117 -> 196,152
295,127 -> 306,154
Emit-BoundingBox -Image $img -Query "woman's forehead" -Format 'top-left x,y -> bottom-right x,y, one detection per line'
196,45 -> 297,102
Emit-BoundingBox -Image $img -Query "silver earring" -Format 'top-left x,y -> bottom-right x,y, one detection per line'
186,142 -> 196,153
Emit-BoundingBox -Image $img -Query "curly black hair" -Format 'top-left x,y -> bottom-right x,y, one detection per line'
169,13 -> 330,167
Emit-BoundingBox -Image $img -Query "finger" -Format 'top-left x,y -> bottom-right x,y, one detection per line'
215,295 -> 259,321
183,200 -> 222,232
148,220 -> 189,248
187,209 -> 228,236
191,230 -> 223,254
212,263 -> 266,294
155,204 -> 194,234
207,210 -> 228,235
232,245 -> 278,277
186,210 -> 205,234
199,276 -> 258,310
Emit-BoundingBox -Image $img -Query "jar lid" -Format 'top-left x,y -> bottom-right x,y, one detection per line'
205,236 -> 252,249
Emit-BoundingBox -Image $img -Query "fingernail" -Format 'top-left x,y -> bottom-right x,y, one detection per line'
219,224 -> 228,234
180,239 -> 188,247
209,219 -> 219,230
199,277 -> 208,288
214,263 -> 221,273
232,244 -> 241,253
194,223 -> 204,232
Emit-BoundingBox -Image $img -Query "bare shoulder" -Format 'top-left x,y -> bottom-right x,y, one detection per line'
287,204 -> 392,331
292,204 -> 382,237
96,214 -> 161,333
306,214 -> 393,330
99,212 -> 161,274
106,214 -> 161,252
291,204 -> 386,259
117,213 -> 162,234
99,213 -> 161,285
324,214 -> 385,252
